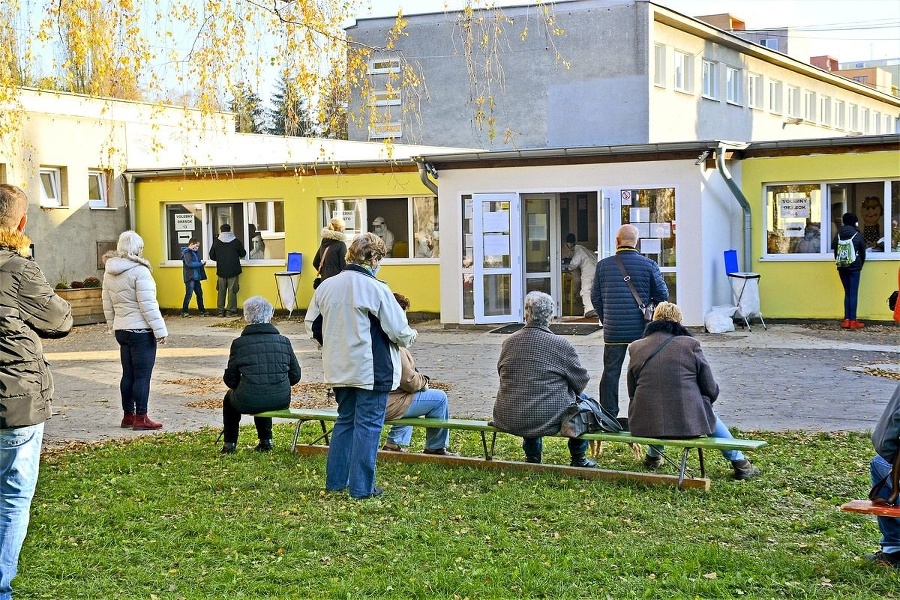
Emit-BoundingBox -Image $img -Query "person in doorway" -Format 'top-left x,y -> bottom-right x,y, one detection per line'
627,302 -> 760,480
564,233 -> 598,318
864,382 -> 900,569
832,212 -> 866,329
0,184 -> 73,600
371,216 -> 395,257
382,293 -> 457,456
181,238 -> 207,317
305,233 -> 417,499
491,291 -> 597,468
312,217 -> 347,282
208,223 -> 246,317
102,230 -> 168,430
220,296 -> 301,454
591,224 -> 668,417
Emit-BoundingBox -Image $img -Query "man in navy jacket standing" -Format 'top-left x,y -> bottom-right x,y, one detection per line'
591,224 -> 668,417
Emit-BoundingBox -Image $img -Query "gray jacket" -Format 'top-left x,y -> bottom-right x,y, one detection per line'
872,383 -> 900,461
492,324 -> 589,438
0,230 -> 73,428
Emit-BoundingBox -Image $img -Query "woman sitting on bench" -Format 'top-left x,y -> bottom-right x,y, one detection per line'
626,302 -> 760,480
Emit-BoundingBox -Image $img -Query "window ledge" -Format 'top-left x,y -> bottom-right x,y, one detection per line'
89,206 -> 118,211
726,100 -> 743,107
40,205 -> 69,210
701,94 -> 719,102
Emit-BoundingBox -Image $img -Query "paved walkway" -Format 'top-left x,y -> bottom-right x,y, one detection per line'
41,316 -> 900,448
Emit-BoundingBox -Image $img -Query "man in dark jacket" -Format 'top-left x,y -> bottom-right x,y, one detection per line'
220,296 -> 301,454
832,212 -> 866,329
866,383 -> 900,568
208,223 -> 246,317
591,224 -> 668,416
0,184 -> 73,599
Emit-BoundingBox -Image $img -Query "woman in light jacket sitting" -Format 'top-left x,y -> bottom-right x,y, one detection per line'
626,302 -> 760,480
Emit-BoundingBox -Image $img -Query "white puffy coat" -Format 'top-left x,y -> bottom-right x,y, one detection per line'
102,254 -> 168,338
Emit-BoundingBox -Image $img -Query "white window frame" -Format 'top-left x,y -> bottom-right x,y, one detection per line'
367,58 -> 401,75
760,38 -> 778,50
748,73 -> 763,109
787,86 -> 801,118
834,100 -> 845,129
653,44 -> 666,87
368,121 -> 402,140
818,96 -> 831,127
874,111 -> 882,134
849,104 -> 859,131
87,170 -> 109,208
803,90 -> 816,122
725,67 -> 742,105
370,89 -> 401,107
768,79 -> 783,114
701,60 -> 718,99
39,168 -> 62,207
861,107 -> 870,133
673,50 -> 693,93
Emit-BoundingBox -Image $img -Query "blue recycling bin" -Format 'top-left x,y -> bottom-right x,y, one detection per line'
286,252 -> 302,273
724,249 -> 739,274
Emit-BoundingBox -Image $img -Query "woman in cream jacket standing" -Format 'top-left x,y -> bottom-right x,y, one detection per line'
102,231 -> 168,430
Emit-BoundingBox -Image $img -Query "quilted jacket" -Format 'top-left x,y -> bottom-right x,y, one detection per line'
591,248 -> 669,343
223,322 -> 301,413
0,229 -> 73,428
102,254 -> 168,338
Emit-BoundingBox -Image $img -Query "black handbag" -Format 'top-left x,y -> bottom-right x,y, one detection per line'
559,395 -> 623,438
890,290 -> 898,312
312,246 -> 330,290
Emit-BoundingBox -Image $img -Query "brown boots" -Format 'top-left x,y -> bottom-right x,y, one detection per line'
132,414 -> 163,430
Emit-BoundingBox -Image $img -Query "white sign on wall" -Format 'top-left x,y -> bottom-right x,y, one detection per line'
174,214 -> 195,231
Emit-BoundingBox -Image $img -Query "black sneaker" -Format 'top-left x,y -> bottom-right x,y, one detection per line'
181,312 -> 190,318
220,443 -> 237,454
218,311 -> 226,317
353,487 -> 384,500
570,456 -> 597,468
732,459 -> 761,480
643,455 -> 663,471
864,551 -> 900,568
254,439 -> 273,452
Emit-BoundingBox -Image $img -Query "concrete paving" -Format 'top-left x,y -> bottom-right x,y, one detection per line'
40,316 -> 900,448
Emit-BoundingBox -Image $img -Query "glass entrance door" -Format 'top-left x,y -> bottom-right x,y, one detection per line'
522,195 -> 559,306
603,187 -> 678,304
472,193 -> 523,324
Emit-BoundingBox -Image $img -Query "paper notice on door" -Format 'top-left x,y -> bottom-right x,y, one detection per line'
650,222 -> 671,239
483,233 -> 510,256
640,237 -> 661,254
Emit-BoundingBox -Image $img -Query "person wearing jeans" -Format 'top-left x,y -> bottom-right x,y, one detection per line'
180,237 -> 207,317
114,330 -> 158,422
832,212 -> 866,329
865,383 -> 900,569
0,183 -> 73,600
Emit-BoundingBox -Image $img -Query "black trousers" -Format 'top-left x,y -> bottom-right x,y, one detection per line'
222,390 -> 273,444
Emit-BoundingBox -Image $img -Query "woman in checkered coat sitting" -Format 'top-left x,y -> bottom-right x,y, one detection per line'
491,291 -> 596,468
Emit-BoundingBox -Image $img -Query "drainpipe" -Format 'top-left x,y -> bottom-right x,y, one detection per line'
122,173 -> 136,231
415,159 -> 438,195
715,142 -> 751,272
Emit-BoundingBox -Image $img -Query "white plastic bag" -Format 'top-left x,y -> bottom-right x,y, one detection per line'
705,305 -> 736,334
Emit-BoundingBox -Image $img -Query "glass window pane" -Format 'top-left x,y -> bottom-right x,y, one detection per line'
166,204 -> 203,261
324,199 -> 362,237
766,184 -> 821,255
620,188 -> 676,266
88,173 -> 102,200
890,182 -> 899,253
366,198 -> 408,258
412,196 -> 439,258
482,274 -> 511,317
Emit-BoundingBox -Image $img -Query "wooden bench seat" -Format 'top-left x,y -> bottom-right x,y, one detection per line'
841,499 -> 900,518
255,408 -> 766,489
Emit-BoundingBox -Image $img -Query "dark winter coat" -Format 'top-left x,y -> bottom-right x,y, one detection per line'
626,320 -> 717,438
872,383 -> 900,462
831,224 -> 866,271
312,228 -> 347,281
209,232 -> 246,278
181,246 -> 207,283
0,230 -> 73,428
591,248 -> 669,343
223,322 -> 301,413
492,323 -> 589,438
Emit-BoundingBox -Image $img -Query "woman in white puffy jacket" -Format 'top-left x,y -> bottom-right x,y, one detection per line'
102,231 -> 168,431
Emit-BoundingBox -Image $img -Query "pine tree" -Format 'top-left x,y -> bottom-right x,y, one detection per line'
268,75 -> 316,137
230,82 -> 266,134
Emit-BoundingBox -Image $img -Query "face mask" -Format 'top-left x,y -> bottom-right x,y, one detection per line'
566,242 -> 575,249
374,225 -> 384,234
371,264 -> 381,276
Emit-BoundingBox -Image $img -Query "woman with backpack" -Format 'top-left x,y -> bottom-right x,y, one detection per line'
832,212 -> 867,329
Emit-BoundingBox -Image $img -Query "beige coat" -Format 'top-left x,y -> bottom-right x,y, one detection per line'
385,347 -> 427,420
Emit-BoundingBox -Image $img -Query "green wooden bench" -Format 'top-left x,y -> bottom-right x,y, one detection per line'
257,408 -> 766,489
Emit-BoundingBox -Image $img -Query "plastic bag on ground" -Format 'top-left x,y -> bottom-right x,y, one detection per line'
705,305 -> 736,334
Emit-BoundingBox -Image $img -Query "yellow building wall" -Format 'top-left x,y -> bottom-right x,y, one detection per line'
742,150 -> 899,320
133,169 -> 441,314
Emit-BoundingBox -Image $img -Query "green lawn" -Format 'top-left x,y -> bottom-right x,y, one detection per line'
18,426 -> 899,599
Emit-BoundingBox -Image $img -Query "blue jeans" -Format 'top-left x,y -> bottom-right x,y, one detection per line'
838,268 -> 861,321
182,280 -> 205,313
522,436 -> 590,462
870,454 -> 900,554
114,330 -> 158,415
385,389 -> 450,450
600,343 -> 629,416
646,415 -> 745,463
0,423 -> 43,600
326,387 -> 388,498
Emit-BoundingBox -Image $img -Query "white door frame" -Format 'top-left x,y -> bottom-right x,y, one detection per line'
472,193 -> 523,324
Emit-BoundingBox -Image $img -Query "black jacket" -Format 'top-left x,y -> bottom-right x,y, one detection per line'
223,323 -> 301,413
209,232 -> 246,278
313,228 -> 347,280
832,224 -> 866,271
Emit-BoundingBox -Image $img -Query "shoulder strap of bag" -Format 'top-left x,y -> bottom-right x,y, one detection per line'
633,335 -> 676,380
316,246 -> 330,276
614,254 -> 646,310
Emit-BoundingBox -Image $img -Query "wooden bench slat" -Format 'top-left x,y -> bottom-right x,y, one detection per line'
841,499 -> 900,517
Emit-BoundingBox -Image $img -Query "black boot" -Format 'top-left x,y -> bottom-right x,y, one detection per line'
254,439 -> 273,452
220,442 -> 237,454
525,455 -> 542,464
570,455 -> 597,468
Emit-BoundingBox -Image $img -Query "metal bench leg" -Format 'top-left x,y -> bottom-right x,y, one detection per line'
698,448 -> 706,478
481,432 -> 497,460
678,448 -> 690,490
290,419 -> 305,454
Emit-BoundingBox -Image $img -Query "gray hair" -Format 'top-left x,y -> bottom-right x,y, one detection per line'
117,230 -> 144,256
243,296 -> 274,324
0,184 -> 27,230
524,291 -> 554,327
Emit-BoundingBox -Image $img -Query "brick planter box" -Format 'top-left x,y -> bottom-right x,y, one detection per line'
56,288 -> 105,325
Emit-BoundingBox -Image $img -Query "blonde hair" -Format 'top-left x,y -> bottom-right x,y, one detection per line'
652,301 -> 683,324
329,217 -> 346,232
346,232 -> 386,265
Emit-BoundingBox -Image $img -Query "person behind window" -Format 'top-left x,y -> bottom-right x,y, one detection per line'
794,223 -> 821,254
249,233 -> 266,260
832,212 -> 866,329
371,216 -> 395,257
564,233 -> 599,318
861,196 -> 884,251
102,230 -> 168,430
491,291 -> 597,468
181,237 -> 207,317
382,293 -> 458,456
220,296 -> 301,454
627,302 -> 760,480
312,217 -> 347,281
